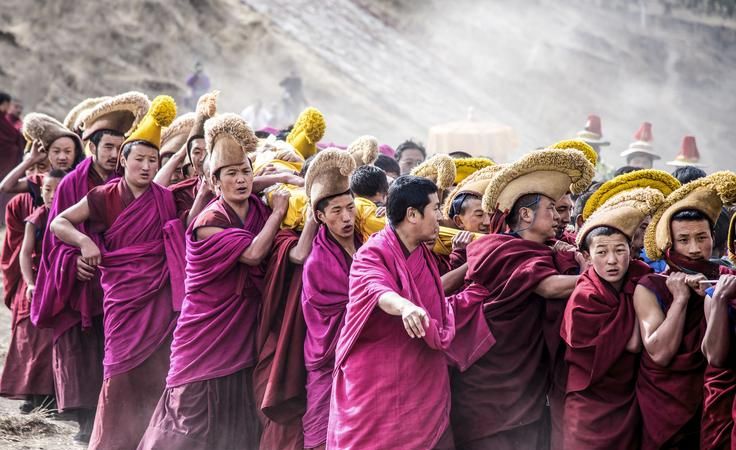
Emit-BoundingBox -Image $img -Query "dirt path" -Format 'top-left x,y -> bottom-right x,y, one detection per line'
0,228 -> 82,449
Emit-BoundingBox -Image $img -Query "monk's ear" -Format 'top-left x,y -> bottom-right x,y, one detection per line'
582,250 -> 592,264
575,215 -> 584,231
519,206 -> 533,224
406,207 -> 417,224
452,215 -> 464,229
315,209 -> 326,224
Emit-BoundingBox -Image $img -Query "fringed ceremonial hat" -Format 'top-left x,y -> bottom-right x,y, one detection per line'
645,172 -> 736,260
482,148 -> 595,214
287,107 -> 326,160
22,113 -> 83,157
347,135 -> 379,167
160,112 -> 195,156
410,153 -> 456,192
123,95 -> 176,149
187,91 -> 218,147
548,139 -> 598,167
63,96 -> 111,135
205,113 -> 259,175
582,169 -> 680,220
577,187 -> 666,247
453,157 -> 495,185
79,91 -> 150,140
443,164 -> 504,219
305,148 -> 356,210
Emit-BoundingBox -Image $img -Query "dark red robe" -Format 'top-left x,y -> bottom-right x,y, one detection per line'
253,229 -> 307,450
560,261 -> 652,449
450,233 -> 560,448
637,272 -> 707,449
0,204 -> 54,399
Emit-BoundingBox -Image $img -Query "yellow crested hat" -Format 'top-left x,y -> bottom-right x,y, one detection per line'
123,95 -> 177,149
583,169 -> 681,221
453,157 -> 495,185
410,153 -> 457,192
347,135 -> 379,167
79,91 -> 150,140
305,148 -> 356,211
286,107 -> 326,160
645,171 -> 736,260
482,148 -> 595,214
443,164 -> 504,219
577,187 -> 665,248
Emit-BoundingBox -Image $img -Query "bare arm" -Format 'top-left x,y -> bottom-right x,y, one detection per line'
154,145 -> 187,187
185,180 -> 214,227
252,173 -> 305,194
1,140 -> 47,194
634,280 -> 689,367
534,275 -> 578,299
288,209 -> 318,265
702,275 -> 736,367
441,263 -> 468,295
378,291 -> 429,338
50,197 -> 102,267
19,222 -> 36,300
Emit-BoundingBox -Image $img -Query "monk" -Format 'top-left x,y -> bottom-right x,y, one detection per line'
555,193 -> 576,244
32,128 -> 125,443
327,175 -> 456,449
450,148 -> 593,449
561,224 -> 651,449
301,150 -> 363,449
49,96 -> 180,450
0,170 -> 64,412
139,113 -> 291,450
635,209 -> 715,449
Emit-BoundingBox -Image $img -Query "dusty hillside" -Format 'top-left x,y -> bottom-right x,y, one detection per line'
0,0 -> 734,169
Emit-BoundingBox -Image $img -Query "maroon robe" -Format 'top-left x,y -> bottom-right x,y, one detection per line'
253,229 -> 307,450
450,233 -> 560,449
0,114 -> 24,226
169,176 -> 215,223
85,180 -> 180,450
1,193 -> 35,309
560,261 -> 652,449
637,272 -> 707,449
0,205 -> 54,399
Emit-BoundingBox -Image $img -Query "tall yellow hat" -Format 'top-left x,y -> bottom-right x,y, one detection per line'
123,95 -> 177,149
286,107 -> 326,159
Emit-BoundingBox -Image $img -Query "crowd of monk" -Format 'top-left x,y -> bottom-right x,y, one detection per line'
0,88 -> 735,450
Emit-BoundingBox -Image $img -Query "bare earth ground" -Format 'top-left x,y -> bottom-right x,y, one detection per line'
0,229 -> 81,449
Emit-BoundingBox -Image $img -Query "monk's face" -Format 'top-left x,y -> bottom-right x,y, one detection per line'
92,133 -> 124,173
317,193 -> 356,240
24,154 -> 50,178
671,219 -> 713,261
586,232 -> 630,289
630,217 -> 650,258
555,194 -> 574,239
41,176 -> 61,207
453,197 -> 490,234
189,138 -> 206,175
162,153 -> 185,184
627,155 -> 653,169
397,148 -> 424,175
48,137 -> 75,170
523,195 -> 559,240
121,143 -> 159,188
216,161 -> 254,203
412,192 -> 441,241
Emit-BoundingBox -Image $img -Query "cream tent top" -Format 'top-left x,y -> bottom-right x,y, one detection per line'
427,110 -> 519,161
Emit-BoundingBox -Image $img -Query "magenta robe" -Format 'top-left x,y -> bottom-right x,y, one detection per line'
139,195 -> 268,450
560,261 -> 652,450
327,227 -> 455,450
301,226 -> 361,448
